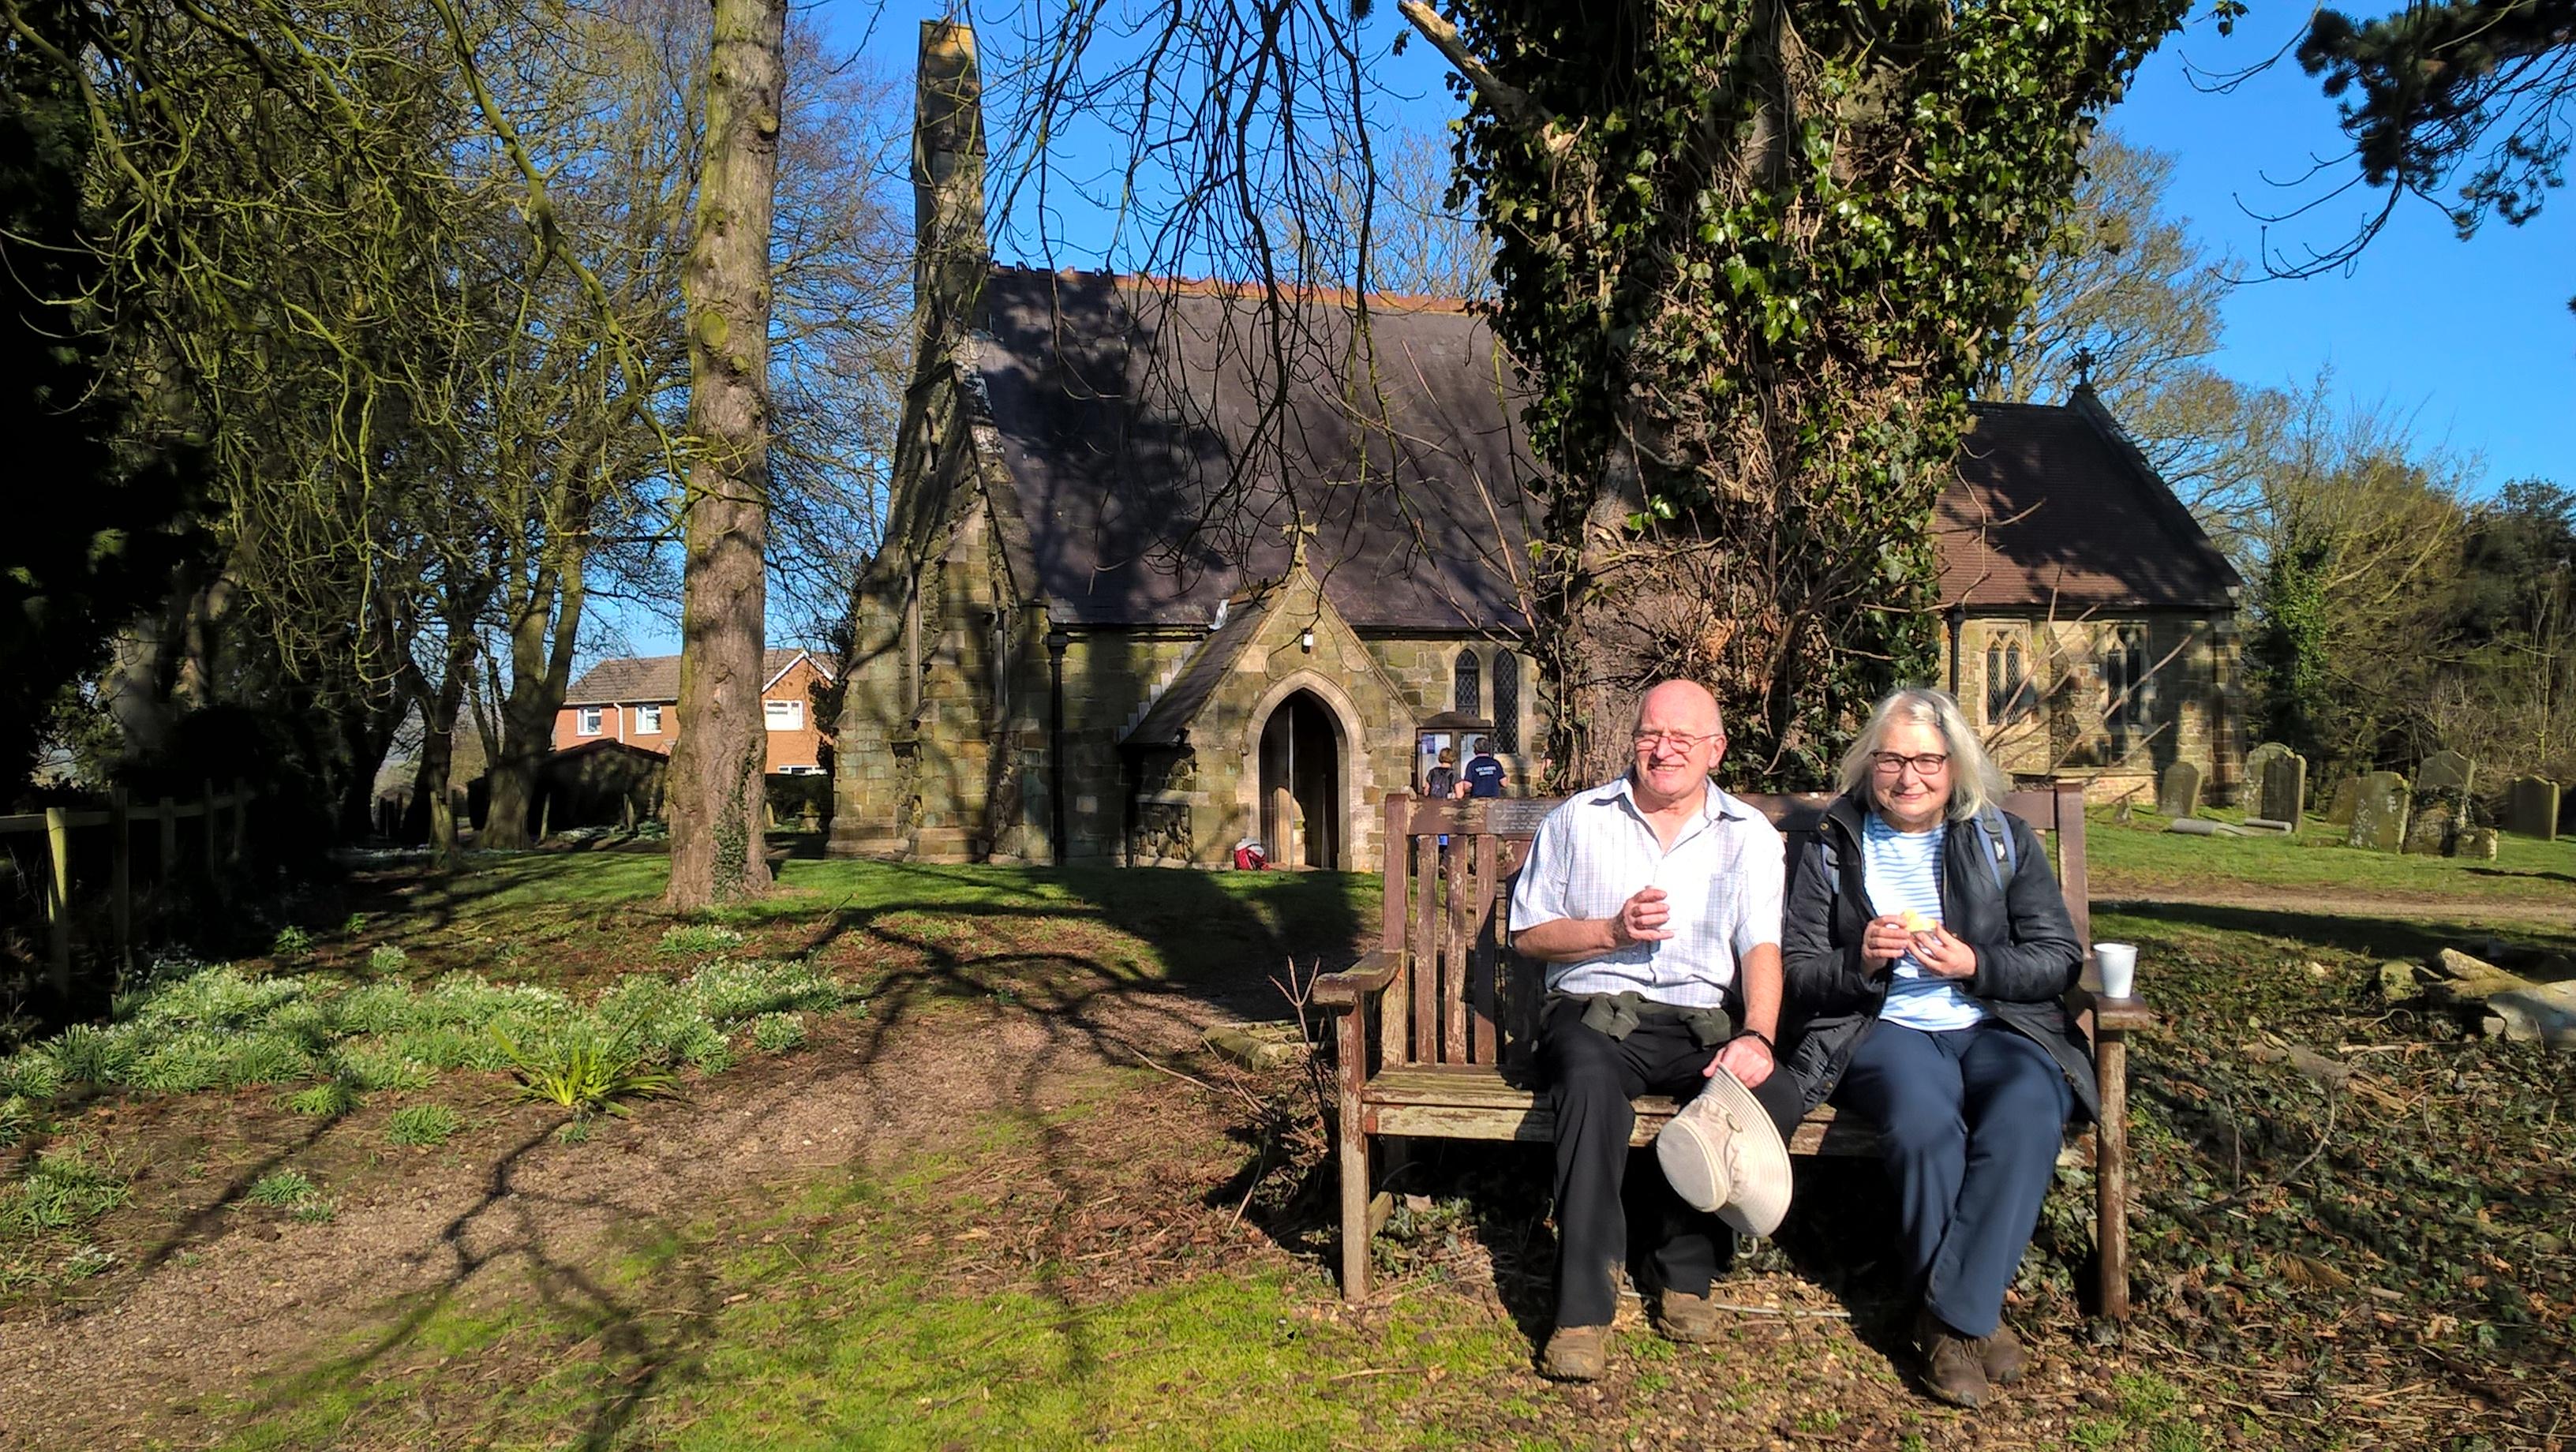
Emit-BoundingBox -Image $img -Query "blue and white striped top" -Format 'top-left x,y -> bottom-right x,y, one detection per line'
1861,814 -> 1991,1031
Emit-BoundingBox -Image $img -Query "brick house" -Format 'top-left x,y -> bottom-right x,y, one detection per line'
553,649 -> 837,775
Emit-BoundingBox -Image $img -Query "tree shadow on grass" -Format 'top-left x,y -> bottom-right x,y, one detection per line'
139,854 -> 1372,1446
2462,866 -> 2576,887
238,1116 -> 719,1452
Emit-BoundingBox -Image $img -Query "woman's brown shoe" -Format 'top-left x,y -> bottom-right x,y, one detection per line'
1915,1309 -> 1990,1408
1978,1323 -> 2027,1386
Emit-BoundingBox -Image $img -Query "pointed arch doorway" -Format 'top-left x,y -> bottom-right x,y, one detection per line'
1257,689 -> 1342,869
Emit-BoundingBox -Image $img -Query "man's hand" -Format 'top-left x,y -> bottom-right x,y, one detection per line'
1611,886 -> 1672,946
1912,925 -> 1978,981
1709,1034 -> 1773,1087
1860,915 -> 1915,971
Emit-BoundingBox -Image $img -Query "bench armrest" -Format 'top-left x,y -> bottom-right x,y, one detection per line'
1312,949 -> 1400,1010
2065,983 -> 2162,1033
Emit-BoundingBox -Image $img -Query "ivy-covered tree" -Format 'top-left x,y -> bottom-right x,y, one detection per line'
1402,0 -> 2188,782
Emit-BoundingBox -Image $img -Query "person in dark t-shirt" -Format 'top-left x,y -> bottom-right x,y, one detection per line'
1464,738 -> 1507,798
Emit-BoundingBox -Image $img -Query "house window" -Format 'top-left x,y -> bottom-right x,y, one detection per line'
1985,635 -> 2035,725
575,706 -> 602,736
1454,649 -> 1481,715
764,699 -> 803,732
635,704 -> 664,734
1492,652 -> 1522,753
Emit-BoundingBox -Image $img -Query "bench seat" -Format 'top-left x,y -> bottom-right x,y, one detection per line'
1361,1065 -> 1888,1155
1316,784 -> 2159,1319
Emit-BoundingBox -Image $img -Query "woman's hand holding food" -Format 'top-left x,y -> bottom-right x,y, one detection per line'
1860,911 -> 1926,970
1910,923 -> 1979,980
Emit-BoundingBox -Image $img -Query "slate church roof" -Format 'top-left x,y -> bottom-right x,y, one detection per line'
972,267 -> 1533,631
1938,398 -> 2242,612
963,265 -> 2241,631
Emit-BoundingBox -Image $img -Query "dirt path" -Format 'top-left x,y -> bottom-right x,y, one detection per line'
0,972 -> 1253,1446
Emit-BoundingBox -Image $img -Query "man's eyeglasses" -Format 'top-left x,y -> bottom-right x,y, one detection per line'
1633,730 -> 1722,752
1871,750 -> 1950,776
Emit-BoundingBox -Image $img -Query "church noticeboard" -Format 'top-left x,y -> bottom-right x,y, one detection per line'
1484,800 -> 1554,836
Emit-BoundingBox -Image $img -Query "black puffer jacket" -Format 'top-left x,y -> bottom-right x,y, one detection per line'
1779,791 -> 2098,1122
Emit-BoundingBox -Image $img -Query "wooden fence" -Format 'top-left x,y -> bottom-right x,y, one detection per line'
0,780 -> 253,995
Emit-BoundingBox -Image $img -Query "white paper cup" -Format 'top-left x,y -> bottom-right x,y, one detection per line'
2095,942 -> 2138,1000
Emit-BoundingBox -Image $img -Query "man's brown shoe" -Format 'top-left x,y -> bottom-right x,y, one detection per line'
1977,1323 -> 2027,1386
1915,1309 -> 1990,1409
1540,1324 -> 1610,1382
1656,1287 -> 1724,1343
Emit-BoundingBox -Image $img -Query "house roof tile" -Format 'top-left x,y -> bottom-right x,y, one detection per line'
564,649 -> 829,706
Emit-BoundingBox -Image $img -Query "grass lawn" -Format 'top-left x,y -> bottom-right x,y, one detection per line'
2087,805 -> 2576,919
2,831 -> 2570,1450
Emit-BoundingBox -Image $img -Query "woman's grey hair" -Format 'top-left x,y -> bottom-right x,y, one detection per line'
1835,688 -> 2009,821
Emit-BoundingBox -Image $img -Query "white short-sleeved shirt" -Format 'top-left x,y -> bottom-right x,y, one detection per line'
1507,775 -> 1785,1008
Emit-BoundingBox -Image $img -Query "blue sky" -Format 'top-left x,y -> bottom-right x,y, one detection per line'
2111,5 -> 2574,491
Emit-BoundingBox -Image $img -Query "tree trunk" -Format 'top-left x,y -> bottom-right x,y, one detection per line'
480,561 -> 586,851
402,638 -> 474,862
665,0 -> 785,910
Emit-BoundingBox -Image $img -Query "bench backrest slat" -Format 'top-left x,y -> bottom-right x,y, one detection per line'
1381,784 -> 2090,1078
1470,833 -> 1501,1063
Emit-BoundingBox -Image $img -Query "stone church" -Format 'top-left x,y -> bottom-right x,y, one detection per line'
830,21 -> 2244,874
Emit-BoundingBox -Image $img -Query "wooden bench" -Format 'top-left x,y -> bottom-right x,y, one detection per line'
1310,784 -> 2159,1317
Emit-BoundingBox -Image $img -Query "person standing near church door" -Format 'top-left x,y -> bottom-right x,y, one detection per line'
1425,747 -> 1461,799
1465,737 -> 1507,798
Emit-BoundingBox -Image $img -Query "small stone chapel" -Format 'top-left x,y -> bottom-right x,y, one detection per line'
829,21 -> 2245,874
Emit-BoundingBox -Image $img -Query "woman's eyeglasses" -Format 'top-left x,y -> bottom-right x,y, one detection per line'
1871,751 -> 1950,776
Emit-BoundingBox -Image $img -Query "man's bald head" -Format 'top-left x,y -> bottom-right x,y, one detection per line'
1634,680 -> 1723,737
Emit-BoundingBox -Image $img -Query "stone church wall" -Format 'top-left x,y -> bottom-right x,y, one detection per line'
1945,611 -> 2242,805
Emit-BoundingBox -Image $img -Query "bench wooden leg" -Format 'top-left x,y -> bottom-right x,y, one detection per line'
1339,1110 -> 1371,1301
2095,1029 -> 2130,1320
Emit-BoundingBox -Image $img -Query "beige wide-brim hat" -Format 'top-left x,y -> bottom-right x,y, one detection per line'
1655,1068 -> 1794,1237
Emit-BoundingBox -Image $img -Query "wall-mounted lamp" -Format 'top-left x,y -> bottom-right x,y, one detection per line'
1299,627 -> 1316,653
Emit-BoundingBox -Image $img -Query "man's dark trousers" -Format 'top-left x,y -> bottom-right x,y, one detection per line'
1829,1019 -> 2072,1339
1541,996 -> 1805,1329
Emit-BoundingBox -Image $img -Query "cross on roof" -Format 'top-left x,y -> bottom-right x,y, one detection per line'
1280,511 -> 1318,568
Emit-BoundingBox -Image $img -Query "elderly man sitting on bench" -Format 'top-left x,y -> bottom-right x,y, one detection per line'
1507,679 -> 1807,1382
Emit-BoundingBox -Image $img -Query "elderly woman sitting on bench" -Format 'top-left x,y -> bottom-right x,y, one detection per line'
1779,688 -> 2096,1408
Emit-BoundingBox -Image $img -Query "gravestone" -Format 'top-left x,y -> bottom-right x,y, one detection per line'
2455,826 -> 2499,861
2325,777 -> 2360,827
2346,772 -> 2410,852
2257,749 -> 2308,827
2409,750 -> 2478,857
2157,761 -> 2203,819
2506,777 -> 2560,840
2245,742 -> 2291,788
2404,798 -> 2458,855
2417,749 -> 2477,798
